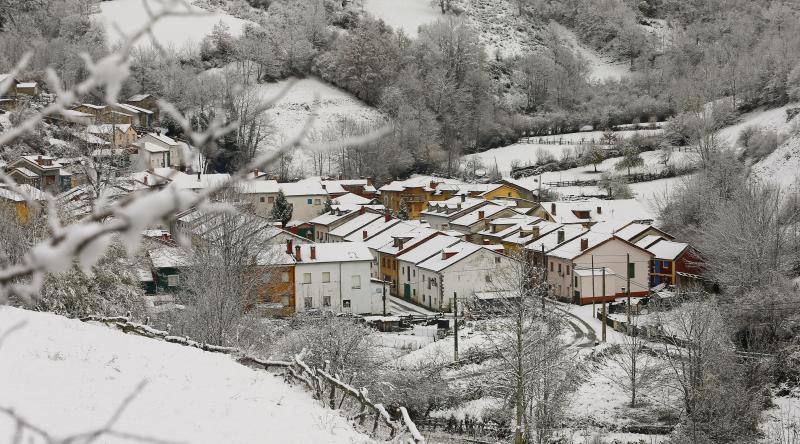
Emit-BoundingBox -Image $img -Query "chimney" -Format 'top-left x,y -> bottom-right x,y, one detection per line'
557,229 -> 565,244
596,206 -> 602,214
478,210 -> 485,220
551,203 -> 556,215
362,230 -> 368,240
253,168 -> 259,177
384,212 -> 391,222
310,246 -> 316,260
295,245 -> 301,261
580,238 -> 589,250
531,226 -> 540,238
338,174 -> 343,180
322,184 -> 327,190
460,194 -> 466,203
290,226 -> 298,234
366,177 -> 373,186
196,171 -> 201,181
286,239 -> 293,255
143,175 -> 149,185
430,181 -> 437,190
359,206 -> 365,215
37,155 -> 43,164
442,249 -> 456,260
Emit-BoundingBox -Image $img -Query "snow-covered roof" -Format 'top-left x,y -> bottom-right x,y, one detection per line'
238,179 -> 280,194
524,224 -> 587,253
136,268 -> 154,282
17,82 -> 36,88
539,199 -> 655,225
117,103 -> 153,115
11,167 -> 38,178
379,176 -> 462,192
149,247 -> 191,269
449,204 -> 516,227
343,217 -> 400,242
145,132 -> 178,146
127,93 -> 152,102
328,213 -> 382,238
397,234 -> 460,264
279,181 -> 328,197
138,141 -> 169,153
18,155 -> 62,169
547,231 -> 616,260
332,192 -> 371,205
168,172 -> 230,191
78,103 -> 105,110
257,244 -> 297,266
294,242 -> 373,263
635,235 -> 664,249
377,227 -> 438,255
644,239 -> 688,260
574,267 -> 615,277
0,184 -> 47,202
309,208 -> 357,226
420,196 -> 486,218
363,221 -> 425,250
417,241 -> 487,272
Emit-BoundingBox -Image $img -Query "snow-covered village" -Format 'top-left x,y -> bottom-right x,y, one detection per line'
0,0 -> 799,442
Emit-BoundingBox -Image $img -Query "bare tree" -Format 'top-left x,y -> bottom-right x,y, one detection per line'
605,317 -> 661,408
469,252 -> 579,444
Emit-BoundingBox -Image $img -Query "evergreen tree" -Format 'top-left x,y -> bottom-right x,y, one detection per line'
397,199 -> 409,221
270,190 -> 293,227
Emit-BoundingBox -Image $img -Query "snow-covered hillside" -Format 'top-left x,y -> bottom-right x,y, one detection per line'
257,76 -> 385,147
96,0 -> 249,50
361,0 -> 442,36
0,307 -> 370,444
752,133 -> 800,190
717,103 -> 799,148
549,22 -> 631,83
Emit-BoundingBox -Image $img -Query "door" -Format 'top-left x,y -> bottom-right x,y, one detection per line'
404,283 -> 411,299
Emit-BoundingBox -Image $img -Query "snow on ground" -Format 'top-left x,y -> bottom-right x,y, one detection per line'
0,307 -> 370,444
761,392 -> 800,443
361,0 -> 442,36
96,0 -> 250,50
452,0 -> 534,57
752,133 -> 800,191
717,103 -> 800,148
550,22 -> 631,83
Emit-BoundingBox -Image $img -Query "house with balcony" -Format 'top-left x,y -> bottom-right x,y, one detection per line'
636,236 -> 703,288
7,155 -> 70,192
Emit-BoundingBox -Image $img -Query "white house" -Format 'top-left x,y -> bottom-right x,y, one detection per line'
414,241 -> 507,312
293,242 -> 379,314
326,212 -> 383,242
396,233 -> 461,301
279,182 -> 330,223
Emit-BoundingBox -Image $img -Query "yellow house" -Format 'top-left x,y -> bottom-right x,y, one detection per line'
0,184 -> 46,224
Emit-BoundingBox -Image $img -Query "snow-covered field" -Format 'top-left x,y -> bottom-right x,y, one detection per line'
752,133 -> 800,190
0,307 -> 369,444
717,103 -> 800,148
361,0 -> 442,36
96,0 -> 249,50
257,76 -> 385,148
550,22 -> 631,83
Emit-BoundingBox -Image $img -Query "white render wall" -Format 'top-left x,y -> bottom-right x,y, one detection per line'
287,194 -> 327,222
294,260 -> 379,314
413,249 -> 504,312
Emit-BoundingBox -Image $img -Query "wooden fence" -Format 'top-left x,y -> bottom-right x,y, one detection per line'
81,315 -> 425,443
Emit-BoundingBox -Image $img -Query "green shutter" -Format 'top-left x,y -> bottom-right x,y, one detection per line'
628,263 -> 635,278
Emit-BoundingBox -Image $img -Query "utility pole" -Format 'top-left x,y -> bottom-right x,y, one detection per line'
541,244 -> 547,314
591,255 -> 596,317
626,253 -> 631,326
453,291 -> 459,362
602,266 -> 607,342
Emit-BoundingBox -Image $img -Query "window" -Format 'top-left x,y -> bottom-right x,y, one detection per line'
351,275 -> 361,289
662,260 -> 670,269
281,271 -> 289,283
303,273 -> 311,284
342,299 -> 351,308
259,196 -> 265,203
575,276 -> 578,286
307,198 -> 313,204
314,199 -> 321,205
485,275 -> 491,283
566,265 -> 570,275
550,261 -> 554,271
413,289 -> 416,297
628,263 -> 635,278
304,297 -> 313,308
495,257 -> 501,264
557,263 -> 562,273
267,196 -> 274,203
412,269 -> 416,277
323,296 -> 331,307
431,278 -> 438,287
322,272 -> 330,283
167,275 -> 179,287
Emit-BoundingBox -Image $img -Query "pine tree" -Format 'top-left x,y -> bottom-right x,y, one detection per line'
270,190 -> 293,227
397,200 -> 409,221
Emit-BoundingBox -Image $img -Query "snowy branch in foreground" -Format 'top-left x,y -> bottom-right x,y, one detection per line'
0,0 -> 390,302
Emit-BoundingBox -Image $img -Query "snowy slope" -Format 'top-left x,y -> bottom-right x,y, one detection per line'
549,22 -> 630,83
717,103 -> 799,148
361,0 -> 442,36
752,133 -> 800,190
96,0 -> 250,50
0,307 -> 370,444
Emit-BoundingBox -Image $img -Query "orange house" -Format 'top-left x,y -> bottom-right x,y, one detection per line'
251,242 -> 297,317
